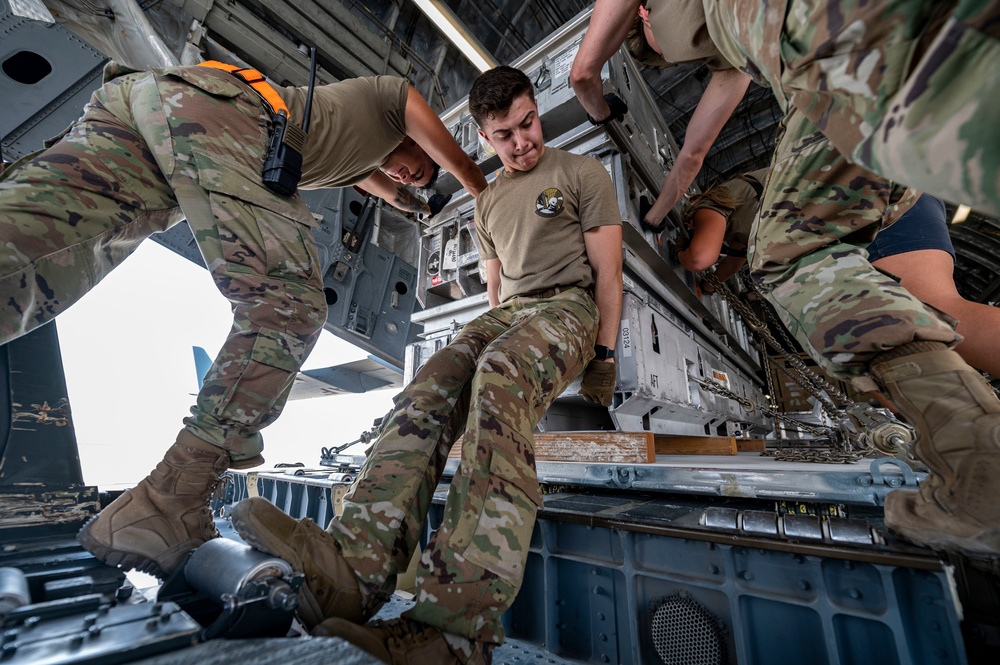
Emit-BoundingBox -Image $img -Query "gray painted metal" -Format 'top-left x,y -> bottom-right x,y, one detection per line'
214,471 -> 967,665
438,455 -> 924,506
132,637 -> 382,665
1,600 -> 201,664
152,186 -> 423,369
0,323 -> 84,488
0,7 -> 106,161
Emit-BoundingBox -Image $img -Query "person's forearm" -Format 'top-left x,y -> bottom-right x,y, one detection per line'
676,246 -> 700,273
645,70 -> 751,229
593,269 -> 623,349
571,67 -> 610,123
487,281 -> 500,308
570,0 -> 642,123
389,184 -> 431,215
646,151 -> 703,227
456,162 -> 487,198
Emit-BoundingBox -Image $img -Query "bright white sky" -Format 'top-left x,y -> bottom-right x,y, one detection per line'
57,241 -> 395,490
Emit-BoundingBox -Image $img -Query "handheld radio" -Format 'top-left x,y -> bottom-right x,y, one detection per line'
262,46 -> 318,196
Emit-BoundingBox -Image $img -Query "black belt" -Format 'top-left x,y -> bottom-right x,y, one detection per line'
531,285 -> 590,299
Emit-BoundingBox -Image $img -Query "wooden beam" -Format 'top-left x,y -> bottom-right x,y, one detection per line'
449,431 -> 655,464
654,435 -> 738,456
736,439 -> 767,453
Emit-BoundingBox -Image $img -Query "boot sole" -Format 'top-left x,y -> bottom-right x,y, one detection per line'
888,520 -> 1000,558
78,515 -> 170,579
230,499 -> 325,629
885,492 -> 1000,558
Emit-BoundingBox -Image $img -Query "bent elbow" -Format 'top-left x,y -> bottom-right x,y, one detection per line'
680,252 -> 716,273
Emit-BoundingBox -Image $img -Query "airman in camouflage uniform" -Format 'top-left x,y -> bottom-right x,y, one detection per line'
751,108 -> 956,377
233,66 -> 623,664
0,61 -> 486,579
575,0 -> 1000,557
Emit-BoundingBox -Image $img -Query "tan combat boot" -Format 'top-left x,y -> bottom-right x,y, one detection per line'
230,496 -> 370,629
869,341 -> 1000,556
312,617 -> 493,665
78,430 -> 252,578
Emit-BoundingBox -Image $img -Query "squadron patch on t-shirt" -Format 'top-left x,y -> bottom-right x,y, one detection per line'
535,188 -> 565,218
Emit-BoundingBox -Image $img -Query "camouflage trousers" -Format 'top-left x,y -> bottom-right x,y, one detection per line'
327,287 -> 599,645
0,63 -> 326,459
707,0 -> 1000,216
749,109 -> 961,379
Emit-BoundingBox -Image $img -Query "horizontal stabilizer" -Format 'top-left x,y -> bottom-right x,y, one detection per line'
288,356 -> 402,399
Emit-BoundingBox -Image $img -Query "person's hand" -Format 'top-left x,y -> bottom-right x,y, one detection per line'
580,360 -> 616,407
638,195 -> 667,234
427,193 -> 452,217
587,93 -> 629,126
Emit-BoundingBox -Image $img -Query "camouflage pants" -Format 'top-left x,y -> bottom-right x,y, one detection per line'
327,287 -> 598,645
0,63 -> 325,459
708,0 -> 1000,215
749,109 -> 960,379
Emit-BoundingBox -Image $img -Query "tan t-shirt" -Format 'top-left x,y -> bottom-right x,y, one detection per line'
690,168 -> 767,249
280,76 -> 408,190
476,148 -> 622,303
646,0 -> 733,71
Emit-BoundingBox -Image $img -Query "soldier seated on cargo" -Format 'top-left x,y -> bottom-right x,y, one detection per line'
231,65 -> 623,664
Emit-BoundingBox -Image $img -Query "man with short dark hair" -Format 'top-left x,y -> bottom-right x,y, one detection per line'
232,65 -> 623,663
0,61 -> 485,579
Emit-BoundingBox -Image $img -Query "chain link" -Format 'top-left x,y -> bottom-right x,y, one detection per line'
701,270 -> 876,462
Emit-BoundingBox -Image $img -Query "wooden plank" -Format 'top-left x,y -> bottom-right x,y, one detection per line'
654,435 -> 738,456
449,431 -> 655,464
736,439 -> 767,453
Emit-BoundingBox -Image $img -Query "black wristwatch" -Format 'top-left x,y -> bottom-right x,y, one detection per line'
593,344 -> 615,360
